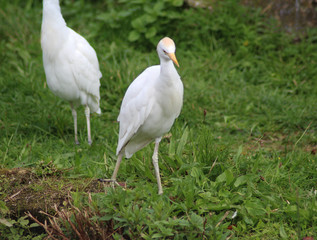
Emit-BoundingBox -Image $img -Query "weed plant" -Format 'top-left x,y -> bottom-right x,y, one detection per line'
0,0 -> 316,239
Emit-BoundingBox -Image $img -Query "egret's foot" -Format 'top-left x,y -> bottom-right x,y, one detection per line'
98,179 -> 120,188
88,140 -> 92,145
75,140 -> 80,145
158,189 -> 163,195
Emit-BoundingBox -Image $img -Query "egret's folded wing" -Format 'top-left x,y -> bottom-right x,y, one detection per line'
116,66 -> 160,155
70,29 -> 101,75
67,29 -> 102,112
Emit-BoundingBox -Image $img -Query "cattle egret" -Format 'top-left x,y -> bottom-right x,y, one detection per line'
41,0 -> 102,145
107,37 -> 183,195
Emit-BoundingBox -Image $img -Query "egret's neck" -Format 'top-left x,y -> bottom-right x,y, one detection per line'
159,59 -> 178,79
41,0 -> 68,56
42,0 -> 66,27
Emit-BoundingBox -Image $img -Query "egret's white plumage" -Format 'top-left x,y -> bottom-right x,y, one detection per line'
41,0 -> 101,144
110,37 -> 183,194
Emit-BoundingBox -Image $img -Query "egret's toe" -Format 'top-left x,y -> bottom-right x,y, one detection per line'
98,179 -> 120,188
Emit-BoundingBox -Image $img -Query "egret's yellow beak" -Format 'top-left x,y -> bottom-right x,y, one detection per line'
167,53 -> 179,67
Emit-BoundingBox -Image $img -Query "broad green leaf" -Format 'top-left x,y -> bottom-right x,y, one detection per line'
285,205 -> 297,212
0,218 -> 13,227
218,188 -> 230,198
245,201 -> 266,216
153,1 -> 164,13
243,215 -> 254,225
165,11 -> 182,19
144,5 -> 154,14
117,9 -> 134,18
216,171 -> 227,183
128,31 -> 140,42
199,192 -> 212,199
233,145 -> 243,162
131,17 -> 146,30
145,27 -> 157,39
172,0 -> 184,7
190,167 -> 200,178
99,215 -> 113,221
0,200 -> 9,215
161,227 -> 174,236
144,14 -> 157,24
216,169 -> 234,185
168,136 -> 176,155
172,219 -> 190,227
176,127 -> 189,156
225,169 -> 234,185
18,217 -> 29,227
189,212 -> 204,231
207,203 -> 230,211
279,224 -> 288,239
234,175 -> 249,187
30,223 -> 40,228
152,233 -> 163,238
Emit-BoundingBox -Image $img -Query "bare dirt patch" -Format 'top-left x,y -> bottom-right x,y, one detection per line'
0,167 -> 106,220
0,167 -> 127,239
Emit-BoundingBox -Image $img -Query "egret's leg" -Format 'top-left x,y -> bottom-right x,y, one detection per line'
85,105 -> 92,145
98,152 -> 123,188
111,152 -> 123,181
152,138 -> 163,195
71,104 -> 79,145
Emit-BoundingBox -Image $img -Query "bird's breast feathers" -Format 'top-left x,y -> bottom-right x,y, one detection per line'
117,65 -> 183,153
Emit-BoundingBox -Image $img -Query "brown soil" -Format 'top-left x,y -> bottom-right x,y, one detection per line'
0,168 -> 107,220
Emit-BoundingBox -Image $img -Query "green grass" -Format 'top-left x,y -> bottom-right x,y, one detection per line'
0,0 -> 316,239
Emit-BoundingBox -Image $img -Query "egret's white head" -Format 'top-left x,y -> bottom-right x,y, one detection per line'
157,37 -> 179,67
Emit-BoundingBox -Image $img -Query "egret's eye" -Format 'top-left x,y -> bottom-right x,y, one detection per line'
163,50 -> 167,54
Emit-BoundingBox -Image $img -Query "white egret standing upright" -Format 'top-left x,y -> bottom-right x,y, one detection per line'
108,37 -> 183,195
41,0 -> 102,145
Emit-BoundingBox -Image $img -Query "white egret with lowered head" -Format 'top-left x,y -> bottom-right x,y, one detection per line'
41,0 -> 102,145
106,37 -> 183,195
